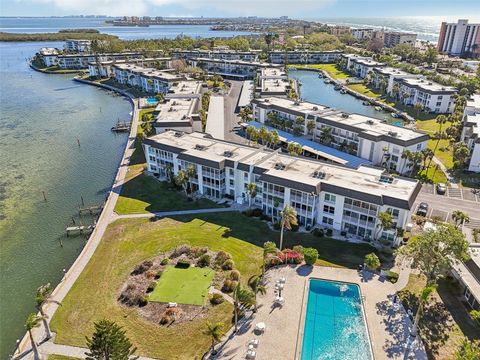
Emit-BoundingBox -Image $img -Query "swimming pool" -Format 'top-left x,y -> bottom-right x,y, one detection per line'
301,279 -> 373,360
145,97 -> 158,105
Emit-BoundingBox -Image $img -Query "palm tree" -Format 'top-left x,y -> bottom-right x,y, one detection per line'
375,211 -> 394,241
239,106 -> 252,122
427,130 -> 446,169
287,142 -> 303,156
306,119 -> 316,139
174,170 -> 188,196
35,283 -> 54,340
400,149 -> 412,175
420,148 -> 434,171
185,165 -> 196,195
246,126 -> 257,146
262,241 -> 278,276
233,285 -> 255,332
25,313 -> 44,360
452,210 -> 470,228
379,79 -> 388,94
248,275 -> 267,312
318,127 -> 334,145
409,151 -> 423,176
411,285 -> 436,337
270,130 -> 280,149
392,83 -> 400,101
258,126 -> 269,145
414,102 -> 423,118
279,205 -> 298,251
246,183 -> 257,208
202,321 -> 224,355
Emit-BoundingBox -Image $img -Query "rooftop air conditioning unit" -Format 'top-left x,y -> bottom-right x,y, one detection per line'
195,144 -> 206,150
313,106 -> 318,111
174,131 -> 183,137
224,150 -> 233,158
341,113 -> 349,118
388,131 -> 398,137
366,119 -> 375,125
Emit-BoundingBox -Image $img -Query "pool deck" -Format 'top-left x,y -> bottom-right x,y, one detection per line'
214,265 -> 427,360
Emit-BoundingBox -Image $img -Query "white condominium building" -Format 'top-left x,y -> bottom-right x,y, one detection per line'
88,57 -> 172,78
256,67 -> 290,97
64,39 -> 91,52
340,54 -> 386,78
268,50 -> 343,64
39,48 -> 59,67
143,131 -> 422,243
112,63 -> 185,94
394,78 -> 457,114
371,67 -> 423,94
56,52 -> 143,69
152,81 -> 202,134
251,97 -> 429,174
383,32 -> 417,48
172,49 -> 261,62
437,19 -> 480,58
189,58 -> 281,80
350,28 -> 373,40
461,95 -> 480,173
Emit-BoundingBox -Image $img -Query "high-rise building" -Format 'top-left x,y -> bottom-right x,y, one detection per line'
437,19 -> 480,58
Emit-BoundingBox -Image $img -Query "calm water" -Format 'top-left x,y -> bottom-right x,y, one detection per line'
289,69 -> 396,122
0,17 -> 256,40
301,279 -> 372,360
0,41 -> 131,357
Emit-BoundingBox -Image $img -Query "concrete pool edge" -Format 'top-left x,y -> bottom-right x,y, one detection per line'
294,277 -> 375,360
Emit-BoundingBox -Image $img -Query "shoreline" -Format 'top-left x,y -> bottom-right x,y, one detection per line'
29,61 -> 81,74
14,77 -> 140,358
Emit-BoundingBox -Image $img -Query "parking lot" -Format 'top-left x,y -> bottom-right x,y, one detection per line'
414,185 -> 480,230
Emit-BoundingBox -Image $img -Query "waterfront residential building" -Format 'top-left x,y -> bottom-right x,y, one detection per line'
393,78 -> 457,113
39,47 -> 59,67
112,63 -> 185,94
350,28 -> 373,40
151,81 -> 202,134
383,32 -> 417,48
341,54 -> 369,70
64,39 -> 92,52
143,130 -> 421,243
350,57 -> 386,79
256,67 -> 290,97
437,19 -> 480,58
371,67 -> 423,95
88,57 -> 172,78
268,50 -> 342,64
251,97 -> 429,174
461,95 -> 480,172
57,52 -> 143,70
189,58 -> 281,80
172,49 -> 261,62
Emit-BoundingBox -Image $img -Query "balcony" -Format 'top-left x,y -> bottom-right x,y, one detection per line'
344,203 -> 377,216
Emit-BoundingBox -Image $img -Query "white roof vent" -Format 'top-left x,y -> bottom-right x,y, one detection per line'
388,131 -> 398,137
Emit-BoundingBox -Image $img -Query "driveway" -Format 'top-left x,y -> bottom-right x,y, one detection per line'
223,80 -> 248,143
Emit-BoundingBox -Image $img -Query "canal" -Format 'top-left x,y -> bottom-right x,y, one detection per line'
288,69 -> 402,126
0,42 -> 131,357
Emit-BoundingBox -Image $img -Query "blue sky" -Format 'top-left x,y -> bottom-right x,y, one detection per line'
1,0 -> 479,18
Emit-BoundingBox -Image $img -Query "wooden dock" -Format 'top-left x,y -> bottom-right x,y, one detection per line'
111,120 -> 132,132
65,223 -> 95,237
79,204 -> 103,215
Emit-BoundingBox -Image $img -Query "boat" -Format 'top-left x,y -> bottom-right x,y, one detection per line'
324,79 -> 331,84
289,67 -> 297,71
362,101 -> 370,106
318,73 -> 323,78
340,89 -> 347,94
334,84 -> 342,91
391,112 -> 399,118
374,106 -> 383,111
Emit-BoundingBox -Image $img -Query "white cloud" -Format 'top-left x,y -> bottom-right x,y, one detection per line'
16,0 -> 336,17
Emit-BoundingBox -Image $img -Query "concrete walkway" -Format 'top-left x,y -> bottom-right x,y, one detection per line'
205,96 -> 225,139
432,155 -> 458,186
14,93 -> 142,359
115,203 -> 247,219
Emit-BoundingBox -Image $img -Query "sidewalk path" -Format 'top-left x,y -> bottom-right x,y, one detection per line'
115,203 -> 247,219
432,156 -> 457,186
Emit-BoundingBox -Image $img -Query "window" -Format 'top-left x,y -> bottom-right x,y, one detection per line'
387,208 -> 400,218
229,179 -> 234,186
323,205 -> 335,214
436,102 -> 442,106
416,144 -> 422,150
149,155 -> 156,162
324,193 -> 336,203
322,216 -> 333,225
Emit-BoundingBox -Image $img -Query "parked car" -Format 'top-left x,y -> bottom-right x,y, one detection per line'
416,202 -> 429,217
436,183 -> 447,195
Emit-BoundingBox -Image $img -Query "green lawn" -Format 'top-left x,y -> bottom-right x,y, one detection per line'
416,119 -> 454,171
114,164 -> 223,214
289,63 -> 350,79
149,266 -> 214,305
346,83 -> 382,98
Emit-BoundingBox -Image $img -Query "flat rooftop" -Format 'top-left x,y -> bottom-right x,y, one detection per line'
40,47 -> 58,56
400,78 -> 457,93
153,98 -> 197,124
467,94 -> 480,110
194,57 -> 280,68
373,66 -> 421,78
261,67 -> 287,78
146,131 -> 420,206
254,96 -> 329,116
113,63 -> 183,81
352,58 -> 386,67
261,78 -> 289,94
167,81 -> 202,96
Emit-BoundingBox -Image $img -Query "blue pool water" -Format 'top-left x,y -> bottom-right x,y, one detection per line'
146,97 -> 158,105
301,279 -> 373,360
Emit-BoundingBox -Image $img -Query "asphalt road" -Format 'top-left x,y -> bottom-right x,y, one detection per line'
223,79 -> 247,143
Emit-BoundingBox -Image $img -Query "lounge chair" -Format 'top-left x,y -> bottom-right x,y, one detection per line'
248,339 -> 259,348
246,350 -> 256,359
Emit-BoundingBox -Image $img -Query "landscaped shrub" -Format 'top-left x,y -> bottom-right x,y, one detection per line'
470,310 -> 480,326
222,279 -> 238,293
326,228 -> 333,237
265,253 -> 283,268
229,270 -> 240,281
155,270 -> 163,279
386,270 -> 399,284
170,244 -> 191,258
165,308 -> 179,317
119,283 -> 147,307
291,223 -> 299,232
312,228 -> 324,237
131,260 -> 153,275
160,258 -> 169,266
222,259 -> 235,270
146,281 -> 156,293
215,251 -> 231,265
191,246 -> 209,258
293,245 -> 304,254
145,270 -> 157,279
303,248 -> 319,265
251,208 -> 263,217
210,293 -> 225,305
197,254 -> 211,268
279,249 -> 303,264
364,253 -> 381,271
176,258 -> 191,268
160,315 -> 172,325
273,222 -> 281,230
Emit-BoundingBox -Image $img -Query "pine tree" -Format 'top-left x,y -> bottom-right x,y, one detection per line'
85,319 -> 138,360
